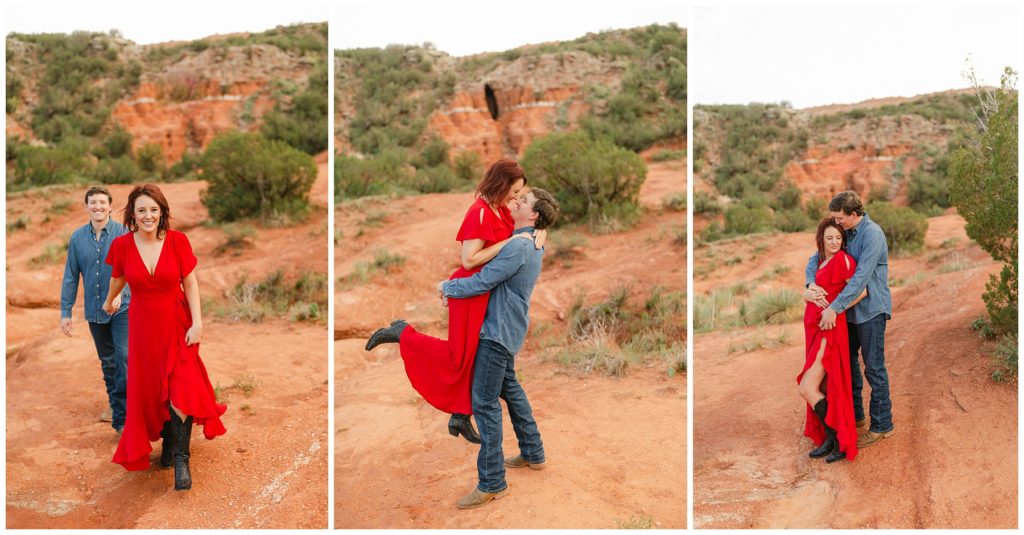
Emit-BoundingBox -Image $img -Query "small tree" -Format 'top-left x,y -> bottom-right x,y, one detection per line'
200,132 -> 317,224
951,67 -> 1018,334
521,131 -> 646,226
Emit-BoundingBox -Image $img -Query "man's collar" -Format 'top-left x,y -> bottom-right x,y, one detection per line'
89,218 -> 111,233
513,225 -> 536,235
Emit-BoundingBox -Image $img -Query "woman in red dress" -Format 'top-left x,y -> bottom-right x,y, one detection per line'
102,184 -> 226,491
797,218 -> 865,463
364,159 -> 536,443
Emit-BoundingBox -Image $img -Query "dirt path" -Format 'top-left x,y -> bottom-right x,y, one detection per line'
334,160 -> 687,528
693,213 -> 1017,528
6,155 -> 330,528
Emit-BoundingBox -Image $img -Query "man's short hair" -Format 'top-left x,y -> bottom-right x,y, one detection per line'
529,188 -> 560,230
828,190 -> 865,216
84,186 -> 113,204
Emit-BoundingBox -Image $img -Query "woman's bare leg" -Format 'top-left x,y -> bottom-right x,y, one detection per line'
170,403 -> 187,420
798,339 -> 828,406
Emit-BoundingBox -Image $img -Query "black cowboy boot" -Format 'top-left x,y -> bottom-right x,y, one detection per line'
826,447 -> 847,463
365,320 -> 408,351
448,413 -> 481,444
160,419 -> 174,468
808,398 -> 837,459
171,411 -> 193,490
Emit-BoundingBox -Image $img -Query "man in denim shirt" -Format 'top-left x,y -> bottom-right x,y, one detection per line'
60,186 -> 131,434
804,190 -> 895,449
439,188 -> 560,509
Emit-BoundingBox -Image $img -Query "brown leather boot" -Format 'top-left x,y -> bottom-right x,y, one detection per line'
456,485 -> 509,509
505,455 -> 546,470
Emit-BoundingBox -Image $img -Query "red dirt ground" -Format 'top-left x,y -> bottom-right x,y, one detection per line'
692,212 -> 1017,528
5,154 -> 330,528
334,160 -> 687,528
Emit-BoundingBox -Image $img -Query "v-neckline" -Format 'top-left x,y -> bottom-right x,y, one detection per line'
133,232 -> 167,277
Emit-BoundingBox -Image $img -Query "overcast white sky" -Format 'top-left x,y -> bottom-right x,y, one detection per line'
5,2 -> 327,45
333,0 -> 686,56
692,5 -> 1020,108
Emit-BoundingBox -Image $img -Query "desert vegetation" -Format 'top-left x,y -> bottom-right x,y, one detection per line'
951,67 -> 1018,380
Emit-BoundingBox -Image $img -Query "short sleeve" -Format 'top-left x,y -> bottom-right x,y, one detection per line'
175,231 -> 198,278
455,201 -> 499,243
105,236 -> 125,278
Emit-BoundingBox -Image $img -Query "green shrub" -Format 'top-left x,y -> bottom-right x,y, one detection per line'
662,193 -> 686,212
135,142 -> 165,174
11,138 -> 91,187
724,203 -> 773,235
651,149 -> 685,162
413,136 -> 449,169
992,334 -> 1018,382
521,131 -> 646,226
6,72 -> 21,113
335,149 -> 414,199
774,208 -> 812,232
94,155 -> 139,184
907,169 -> 950,215
453,151 -> 482,182
741,289 -> 802,326
693,191 -> 722,215
221,269 -> 327,323
200,132 -> 317,224
866,201 -> 928,253
412,164 -> 460,193
98,126 -> 133,159
168,150 -> 202,180
774,185 -> 803,210
261,59 -> 328,155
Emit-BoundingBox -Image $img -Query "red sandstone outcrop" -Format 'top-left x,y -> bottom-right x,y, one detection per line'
112,45 -> 312,161
429,52 -> 619,161
696,92 -> 966,207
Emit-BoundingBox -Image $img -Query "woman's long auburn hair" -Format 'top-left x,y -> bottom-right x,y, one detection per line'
476,158 -> 526,207
123,184 -> 172,239
815,217 -> 847,264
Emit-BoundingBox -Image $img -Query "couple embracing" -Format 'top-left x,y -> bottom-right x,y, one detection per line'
797,190 -> 896,463
365,159 -> 561,509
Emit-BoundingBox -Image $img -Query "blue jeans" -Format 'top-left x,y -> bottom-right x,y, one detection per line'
848,314 -> 893,433
87,311 -> 128,430
471,338 -> 545,493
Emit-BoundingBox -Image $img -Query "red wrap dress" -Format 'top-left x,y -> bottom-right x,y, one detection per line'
107,229 -> 227,470
797,249 -> 859,461
398,197 -> 514,415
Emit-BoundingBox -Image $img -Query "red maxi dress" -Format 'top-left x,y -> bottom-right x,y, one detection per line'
107,229 -> 227,470
398,197 -> 515,415
797,249 -> 859,461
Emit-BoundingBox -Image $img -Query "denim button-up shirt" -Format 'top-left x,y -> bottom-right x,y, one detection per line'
805,212 -> 893,324
61,220 -> 131,323
442,226 -> 543,355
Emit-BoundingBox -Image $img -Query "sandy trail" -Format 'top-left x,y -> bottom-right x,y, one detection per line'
693,213 -> 1017,528
6,155 -> 330,528
334,160 -> 687,528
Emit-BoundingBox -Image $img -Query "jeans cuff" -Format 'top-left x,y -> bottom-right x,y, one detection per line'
478,482 -> 508,494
